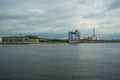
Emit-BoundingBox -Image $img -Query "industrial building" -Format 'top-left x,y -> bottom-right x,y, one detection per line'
86,27 -> 99,40
91,27 -> 99,40
68,30 -> 80,43
91,35 -> 99,40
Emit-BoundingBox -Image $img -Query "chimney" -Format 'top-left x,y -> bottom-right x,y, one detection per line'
93,27 -> 95,36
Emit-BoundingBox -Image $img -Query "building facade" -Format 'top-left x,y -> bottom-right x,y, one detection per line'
26,36 -> 39,44
68,30 -> 80,43
2,36 -> 29,44
2,36 -> 40,44
28,39 -> 39,44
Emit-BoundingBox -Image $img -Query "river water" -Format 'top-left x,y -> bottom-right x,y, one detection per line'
0,43 -> 120,80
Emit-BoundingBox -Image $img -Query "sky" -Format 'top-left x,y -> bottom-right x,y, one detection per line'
0,0 -> 120,39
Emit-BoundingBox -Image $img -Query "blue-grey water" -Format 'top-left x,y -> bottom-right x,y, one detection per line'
0,43 -> 120,80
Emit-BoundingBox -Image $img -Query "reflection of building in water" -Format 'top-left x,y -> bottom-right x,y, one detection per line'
68,30 -> 80,43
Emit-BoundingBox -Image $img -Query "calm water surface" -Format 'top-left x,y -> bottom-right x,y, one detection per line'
0,43 -> 120,80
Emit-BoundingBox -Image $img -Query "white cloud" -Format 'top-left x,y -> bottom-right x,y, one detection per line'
0,0 -> 119,39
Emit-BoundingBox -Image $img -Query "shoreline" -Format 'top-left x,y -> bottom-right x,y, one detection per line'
0,41 -> 120,44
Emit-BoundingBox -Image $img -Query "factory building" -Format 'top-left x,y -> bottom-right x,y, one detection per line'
91,27 -> 99,40
68,30 -> 80,43
91,35 -> 99,40
86,27 -> 99,40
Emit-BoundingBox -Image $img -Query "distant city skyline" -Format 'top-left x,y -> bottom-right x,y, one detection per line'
0,0 -> 120,39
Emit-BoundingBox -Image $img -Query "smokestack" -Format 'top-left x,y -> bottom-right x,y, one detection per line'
93,27 -> 95,36
20,33 -> 22,37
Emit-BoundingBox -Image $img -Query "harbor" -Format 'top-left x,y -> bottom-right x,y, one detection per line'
0,28 -> 120,44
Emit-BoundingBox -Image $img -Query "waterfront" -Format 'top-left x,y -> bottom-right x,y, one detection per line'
0,43 -> 120,80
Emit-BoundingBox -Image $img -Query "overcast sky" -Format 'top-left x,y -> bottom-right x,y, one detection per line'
0,0 -> 120,39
